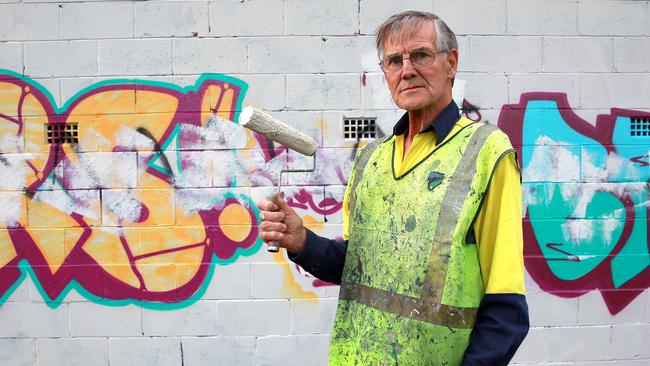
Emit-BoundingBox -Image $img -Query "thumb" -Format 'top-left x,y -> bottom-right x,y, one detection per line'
272,191 -> 291,212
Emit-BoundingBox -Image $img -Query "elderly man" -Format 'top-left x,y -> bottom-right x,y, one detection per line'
257,11 -> 529,365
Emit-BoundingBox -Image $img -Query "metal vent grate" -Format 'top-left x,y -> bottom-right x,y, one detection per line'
45,123 -> 79,144
631,117 -> 649,137
343,117 -> 377,140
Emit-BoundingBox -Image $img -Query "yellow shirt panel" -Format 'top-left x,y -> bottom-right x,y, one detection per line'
343,120 -> 525,295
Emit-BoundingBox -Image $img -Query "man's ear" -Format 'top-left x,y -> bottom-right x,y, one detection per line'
446,48 -> 459,80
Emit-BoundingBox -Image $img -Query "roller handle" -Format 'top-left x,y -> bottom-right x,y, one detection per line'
267,241 -> 280,253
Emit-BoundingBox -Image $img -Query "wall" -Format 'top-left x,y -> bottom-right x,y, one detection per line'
0,0 -> 648,365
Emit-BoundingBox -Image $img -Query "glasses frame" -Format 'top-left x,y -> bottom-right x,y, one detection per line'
378,48 -> 447,74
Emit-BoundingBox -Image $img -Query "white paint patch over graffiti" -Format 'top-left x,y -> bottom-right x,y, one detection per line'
524,136 -> 581,183
102,190 -> 143,224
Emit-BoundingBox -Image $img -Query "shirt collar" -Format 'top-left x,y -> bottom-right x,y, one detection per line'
392,100 -> 461,145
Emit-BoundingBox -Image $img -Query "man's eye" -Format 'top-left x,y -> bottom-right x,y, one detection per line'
386,56 -> 402,66
411,51 -> 431,62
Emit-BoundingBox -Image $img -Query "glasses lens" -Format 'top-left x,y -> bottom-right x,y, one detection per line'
409,50 -> 435,68
382,55 -> 403,73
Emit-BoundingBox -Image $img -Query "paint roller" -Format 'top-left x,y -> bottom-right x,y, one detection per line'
238,106 -> 318,252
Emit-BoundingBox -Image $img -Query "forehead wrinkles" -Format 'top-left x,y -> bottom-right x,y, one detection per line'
383,20 -> 434,55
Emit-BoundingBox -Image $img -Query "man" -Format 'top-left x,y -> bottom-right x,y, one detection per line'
257,11 -> 528,365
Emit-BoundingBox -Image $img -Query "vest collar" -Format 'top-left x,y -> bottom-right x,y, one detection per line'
392,100 -> 461,145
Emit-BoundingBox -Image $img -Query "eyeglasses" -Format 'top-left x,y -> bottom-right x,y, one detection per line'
379,49 -> 446,74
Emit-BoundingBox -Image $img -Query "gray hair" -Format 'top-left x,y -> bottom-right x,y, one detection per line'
375,11 -> 458,59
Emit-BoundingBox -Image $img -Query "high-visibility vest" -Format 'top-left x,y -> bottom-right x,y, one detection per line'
329,120 -> 515,365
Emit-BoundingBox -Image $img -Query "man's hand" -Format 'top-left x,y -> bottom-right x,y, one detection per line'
256,192 -> 307,255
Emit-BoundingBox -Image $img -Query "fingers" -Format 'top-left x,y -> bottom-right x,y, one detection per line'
259,210 -> 286,223
259,220 -> 287,233
256,199 -> 279,212
259,230 -> 283,243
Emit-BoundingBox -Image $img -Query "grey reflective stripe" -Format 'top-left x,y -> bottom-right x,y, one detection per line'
347,137 -> 387,225
339,282 -> 478,329
421,123 -> 498,304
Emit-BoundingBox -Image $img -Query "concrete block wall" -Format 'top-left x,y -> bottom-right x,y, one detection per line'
0,0 -> 648,365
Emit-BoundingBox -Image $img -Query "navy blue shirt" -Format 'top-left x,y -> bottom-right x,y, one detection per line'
289,101 -> 529,365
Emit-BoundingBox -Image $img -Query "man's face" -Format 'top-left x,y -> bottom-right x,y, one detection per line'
382,22 -> 458,114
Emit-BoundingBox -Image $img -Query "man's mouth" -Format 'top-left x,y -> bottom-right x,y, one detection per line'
401,85 -> 423,92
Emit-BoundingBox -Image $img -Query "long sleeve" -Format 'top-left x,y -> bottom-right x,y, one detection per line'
288,229 -> 347,285
462,152 -> 530,365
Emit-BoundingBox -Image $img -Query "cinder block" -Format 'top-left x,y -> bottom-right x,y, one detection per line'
24,41 -> 98,78
323,36 -> 379,73
69,302 -> 142,336
251,259 -> 330,299
0,191 -> 26,228
217,299 -> 290,336
143,300 -> 217,336
0,42 -> 22,72
37,338 -> 108,366
135,1 -> 209,37
527,292 -> 579,327
30,77 -> 61,107
213,148 -> 286,187
455,72 -> 508,110
544,326 -> 612,362
614,38 -> 650,72
237,74 -> 286,110
579,0 -> 649,36
323,185 -> 346,225
611,324 -> 650,359
0,338 -> 35,366
248,37 -> 324,74
510,327 -> 544,364
61,2 -> 133,39
580,73 -> 649,109
455,36 -> 471,72
98,39 -> 172,76
435,0 -> 507,35
285,0 -> 358,35
256,335 -> 330,366
201,262 -> 251,299
29,189 -> 101,227
288,74 -> 361,110
471,36 -> 542,72
288,148 -> 355,186
252,262 -> 295,298
61,152 -> 138,189
578,289 -> 647,326
291,298 -> 338,334
360,72 -> 395,110
173,38 -> 247,75
181,336 -> 256,366
521,145 -> 582,183
0,3 -> 59,41
508,73 -> 580,105
544,37 -> 613,72
359,0 -> 434,35
209,0 -> 283,36
507,0 -> 578,35
109,337 -> 182,366
174,151 -> 213,188
289,148 -> 355,186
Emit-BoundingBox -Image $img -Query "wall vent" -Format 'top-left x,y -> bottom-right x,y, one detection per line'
343,117 -> 377,140
45,123 -> 79,144
630,117 -> 649,137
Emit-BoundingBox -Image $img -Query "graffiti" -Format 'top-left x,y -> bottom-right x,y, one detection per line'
0,69 -> 344,308
499,92 -> 649,314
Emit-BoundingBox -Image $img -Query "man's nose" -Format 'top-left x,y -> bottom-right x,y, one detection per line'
400,58 -> 417,79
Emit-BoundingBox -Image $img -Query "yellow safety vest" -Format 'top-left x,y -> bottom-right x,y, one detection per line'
329,121 -> 514,365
